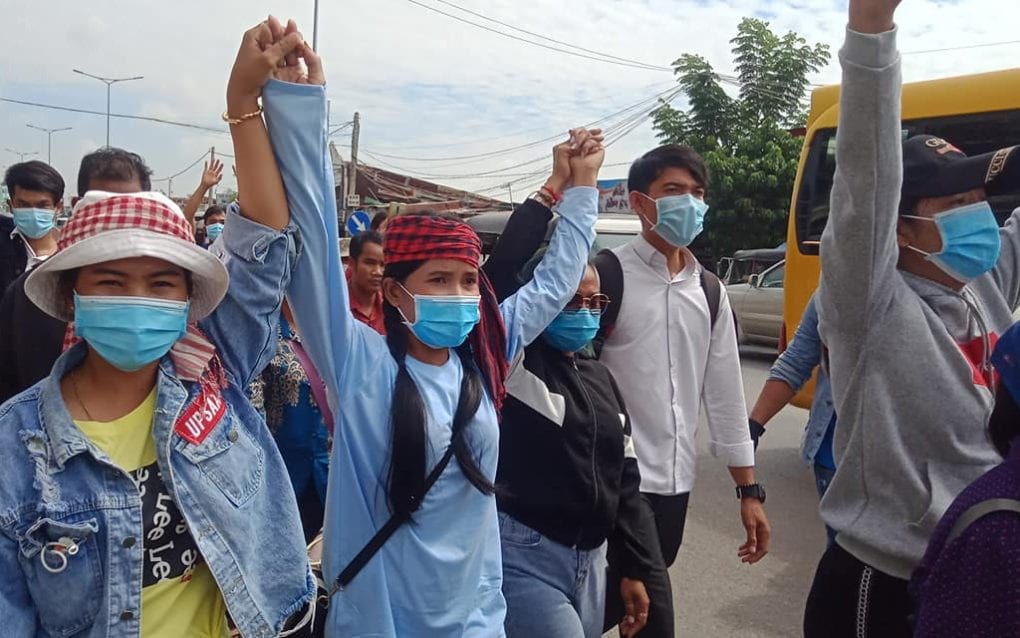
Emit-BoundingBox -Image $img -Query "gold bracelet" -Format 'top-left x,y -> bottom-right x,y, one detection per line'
222,105 -> 264,125
529,190 -> 554,208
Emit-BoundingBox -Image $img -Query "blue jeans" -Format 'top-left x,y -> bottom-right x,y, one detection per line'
499,513 -> 607,638
813,464 -> 838,547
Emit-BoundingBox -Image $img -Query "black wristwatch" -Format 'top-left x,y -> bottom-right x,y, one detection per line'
736,483 -> 766,503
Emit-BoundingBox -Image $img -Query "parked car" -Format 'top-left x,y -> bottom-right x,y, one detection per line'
727,259 -> 785,346
466,211 -> 642,258
718,246 -> 786,285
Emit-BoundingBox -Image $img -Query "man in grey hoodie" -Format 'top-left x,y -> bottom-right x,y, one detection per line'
804,0 -> 1020,635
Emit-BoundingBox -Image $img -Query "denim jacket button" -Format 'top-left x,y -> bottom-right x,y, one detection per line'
120,610 -> 135,621
122,537 -> 136,548
228,430 -> 239,442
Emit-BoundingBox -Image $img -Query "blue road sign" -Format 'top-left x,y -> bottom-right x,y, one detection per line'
346,210 -> 371,235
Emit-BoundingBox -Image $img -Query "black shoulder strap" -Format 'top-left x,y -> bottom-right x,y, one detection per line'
592,249 -> 624,359
946,497 -> 1020,546
699,268 -> 722,331
330,442 -> 457,595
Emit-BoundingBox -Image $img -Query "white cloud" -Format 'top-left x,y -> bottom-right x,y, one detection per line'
1,0 -> 1017,199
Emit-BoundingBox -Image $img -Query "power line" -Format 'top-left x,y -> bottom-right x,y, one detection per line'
903,39 -> 1020,55
152,150 -> 212,182
403,0 -> 670,73
427,0 -> 672,72
0,94 -> 227,132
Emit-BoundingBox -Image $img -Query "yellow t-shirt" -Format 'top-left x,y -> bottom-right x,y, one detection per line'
76,389 -> 229,638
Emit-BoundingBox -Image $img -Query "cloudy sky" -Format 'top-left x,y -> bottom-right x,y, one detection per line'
1,0 -> 1017,203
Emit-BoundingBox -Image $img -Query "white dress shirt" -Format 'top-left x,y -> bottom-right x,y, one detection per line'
600,235 -> 754,495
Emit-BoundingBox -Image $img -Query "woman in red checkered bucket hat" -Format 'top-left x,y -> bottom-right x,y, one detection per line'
0,16 -> 323,637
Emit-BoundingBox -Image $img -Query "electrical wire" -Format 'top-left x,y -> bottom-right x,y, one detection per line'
403,0 -> 670,73
0,97 -> 228,135
152,150 -> 212,182
903,39 -> 1020,55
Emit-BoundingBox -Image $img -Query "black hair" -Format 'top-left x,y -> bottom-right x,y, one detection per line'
371,211 -> 389,231
627,144 -> 708,195
518,246 -> 596,293
77,147 -> 153,197
382,212 -> 494,520
350,230 -> 384,260
989,384 -> 1020,458
204,205 -> 226,219
4,161 -> 65,204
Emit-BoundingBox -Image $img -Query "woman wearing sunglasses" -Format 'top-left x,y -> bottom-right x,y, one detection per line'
495,249 -> 658,638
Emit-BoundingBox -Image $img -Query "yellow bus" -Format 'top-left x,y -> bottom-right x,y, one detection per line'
783,68 -> 1020,407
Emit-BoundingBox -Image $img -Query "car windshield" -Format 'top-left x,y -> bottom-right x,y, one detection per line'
593,232 -> 634,254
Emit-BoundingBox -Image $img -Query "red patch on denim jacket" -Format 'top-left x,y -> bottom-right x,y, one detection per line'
957,333 -> 1000,387
174,383 -> 226,445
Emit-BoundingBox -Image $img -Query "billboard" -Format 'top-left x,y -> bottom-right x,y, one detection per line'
597,179 -> 631,215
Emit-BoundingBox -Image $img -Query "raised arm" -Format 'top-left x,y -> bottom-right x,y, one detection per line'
817,0 -> 902,340
181,158 -> 223,226
260,48 -> 387,407
500,131 -> 602,360
198,17 -> 311,386
482,140 -> 574,301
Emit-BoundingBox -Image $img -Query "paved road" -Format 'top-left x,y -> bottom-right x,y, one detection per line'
607,347 -> 826,637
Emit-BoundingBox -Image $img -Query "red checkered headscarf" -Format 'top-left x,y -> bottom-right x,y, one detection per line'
384,214 -> 508,410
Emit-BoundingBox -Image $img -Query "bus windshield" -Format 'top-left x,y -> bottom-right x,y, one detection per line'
795,109 -> 1020,256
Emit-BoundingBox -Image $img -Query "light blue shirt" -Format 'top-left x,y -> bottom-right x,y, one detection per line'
766,293 -> 837,468
262,79 -> 597,637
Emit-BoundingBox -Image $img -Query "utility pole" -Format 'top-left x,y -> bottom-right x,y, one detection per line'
312,0 -> 320,51
73,69 -> 144,147
346,112 -> 361,223
26,124 -> 72,165
4,148 -> 38,163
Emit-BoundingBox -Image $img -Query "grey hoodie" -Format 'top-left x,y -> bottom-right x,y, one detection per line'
817,28 -> 1020,580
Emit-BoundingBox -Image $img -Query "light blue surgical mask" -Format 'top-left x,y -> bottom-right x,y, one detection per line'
205,222 -> 225,242
903,201 -> 1001,283
637,193 -> 709,248
543,309 -> 600,353
397,284 -> 480,349
12,207 -> 56,239
74,294 -> 190,371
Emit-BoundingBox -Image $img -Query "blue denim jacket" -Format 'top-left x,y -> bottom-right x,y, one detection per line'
766,293 -> 837,467
0,210 -> 315,638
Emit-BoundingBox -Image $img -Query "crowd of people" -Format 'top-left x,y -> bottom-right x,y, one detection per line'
0,0 -> 1019,636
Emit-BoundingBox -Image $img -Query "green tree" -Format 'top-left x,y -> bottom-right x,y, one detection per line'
652,18 -> 830,262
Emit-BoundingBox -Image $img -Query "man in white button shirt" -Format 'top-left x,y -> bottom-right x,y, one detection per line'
600,144 -> 770,637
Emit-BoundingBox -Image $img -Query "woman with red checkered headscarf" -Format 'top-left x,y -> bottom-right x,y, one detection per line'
0,17 -> 323,637
259,39 -> 605,636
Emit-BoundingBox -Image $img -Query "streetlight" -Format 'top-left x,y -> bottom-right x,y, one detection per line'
313,0 -> 320,50
26,124 -> 72,165
4,148 -> 38,162
72,69 -> 144,147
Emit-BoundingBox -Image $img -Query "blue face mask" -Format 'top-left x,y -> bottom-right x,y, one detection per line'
543,309 -> 600,353
398,284 -> 481,349
12,207 -> 56,239
205,222 -> 225,242
74,294 -> 190,371
903,201 -> 1001,283
638,193 -> 709,248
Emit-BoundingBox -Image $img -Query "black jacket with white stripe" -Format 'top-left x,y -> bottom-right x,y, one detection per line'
496,338 -> 659,580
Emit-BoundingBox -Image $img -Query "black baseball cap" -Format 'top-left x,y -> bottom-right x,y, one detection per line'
900,135 -> 1020,214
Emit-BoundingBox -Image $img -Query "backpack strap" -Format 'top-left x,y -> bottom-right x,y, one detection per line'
592,249 -> 624,359
946,497 -> 1020,546
699,268 -> 723,331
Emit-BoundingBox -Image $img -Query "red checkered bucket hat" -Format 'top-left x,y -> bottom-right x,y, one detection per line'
25,191 -> 229,322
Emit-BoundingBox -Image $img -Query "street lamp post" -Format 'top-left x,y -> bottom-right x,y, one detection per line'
4,148 -> 39,162
26,124 -> 72,165
313,0 -> 320,50
72,69 -> 144,147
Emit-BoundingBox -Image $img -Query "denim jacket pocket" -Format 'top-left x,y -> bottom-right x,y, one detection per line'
177,410 -> 265,507
17,516 -> 103,637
